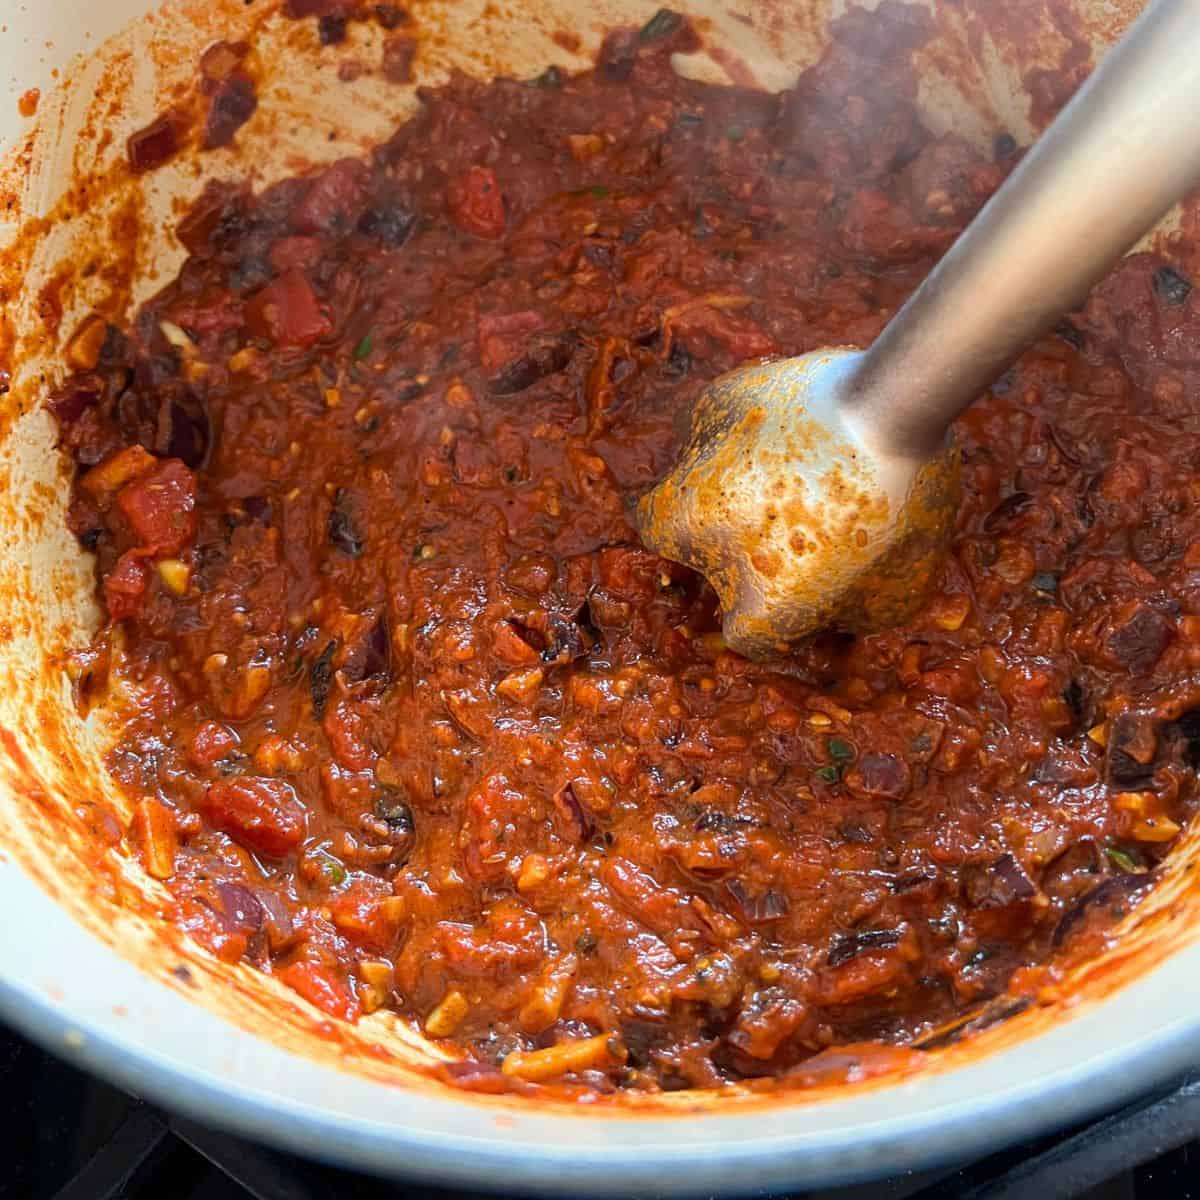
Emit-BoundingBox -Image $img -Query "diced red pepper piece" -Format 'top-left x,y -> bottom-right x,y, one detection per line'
200,777 -> 308,857
103,551 -> 148,620
447,165 -> 507,239
462,772 -> 526,881
245,270 -> 332,347
115,459 -> 197,555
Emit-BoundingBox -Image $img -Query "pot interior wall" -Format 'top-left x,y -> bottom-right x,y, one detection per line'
0,0 -> 1195,1113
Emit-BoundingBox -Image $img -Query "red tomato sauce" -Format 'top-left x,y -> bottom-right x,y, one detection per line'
52,5 -> 1200,1093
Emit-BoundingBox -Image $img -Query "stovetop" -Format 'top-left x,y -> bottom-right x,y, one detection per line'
3,1025 -> 1197,1200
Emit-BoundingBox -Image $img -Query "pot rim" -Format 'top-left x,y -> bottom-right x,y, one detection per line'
2,858 -> 1198,1195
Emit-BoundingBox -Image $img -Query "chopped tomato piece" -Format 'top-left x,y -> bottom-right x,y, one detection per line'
323,699 -> 377,771
245,271 -> 332,347
269,236 -> 324,273
170,289 -> 244,337
279,959 -> 361,1021
115,459 -> 197,555
476,310 -> 544,371
319,761 -> 375,819
200,777 -> 307,857
290,159 -> 368,234
329,884 -> 404,951
463,772 -> 526,881
103,551 -> 148,620
189,720 -> 239,769
175,180 -> 250,257
447,165 -> 506,239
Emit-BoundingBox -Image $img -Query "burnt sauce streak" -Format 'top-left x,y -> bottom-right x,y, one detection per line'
52,4 -> 1200,1095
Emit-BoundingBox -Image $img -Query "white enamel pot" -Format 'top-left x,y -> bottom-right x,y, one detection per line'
0,0 -> 1197,1192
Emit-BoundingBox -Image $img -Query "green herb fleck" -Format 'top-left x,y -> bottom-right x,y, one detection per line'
828,737 -> 855,762
412,542 -> 436,561
503,465 -> 519,483
1105,844 -> 1148,875
726,124 -> 746,143
570,184 -> 610,199
318,855 -> 347,885
353,330 -> 375,361
533,64 -> 564,88
638,7 -> 684,41
814,765 -> 841,784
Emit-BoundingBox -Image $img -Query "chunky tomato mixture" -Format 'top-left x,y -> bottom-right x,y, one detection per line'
53,5 -> 1200,1094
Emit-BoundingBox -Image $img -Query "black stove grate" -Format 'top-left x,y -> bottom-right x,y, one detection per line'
3,1027 -> 1196,1200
